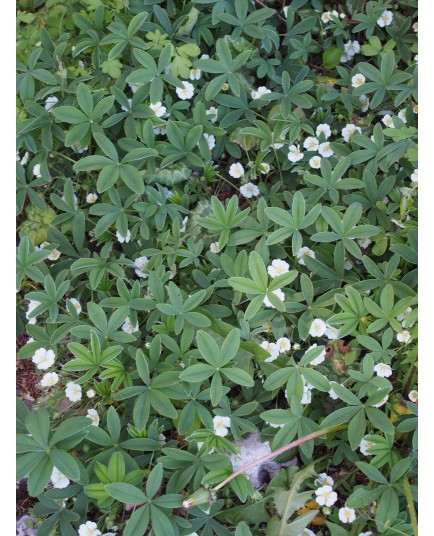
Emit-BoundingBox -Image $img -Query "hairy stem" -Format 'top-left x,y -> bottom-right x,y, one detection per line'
402,475 -> 418,536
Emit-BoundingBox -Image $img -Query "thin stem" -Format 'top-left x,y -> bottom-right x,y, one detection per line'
212,424 -> 347,492
402,475 -> 418,536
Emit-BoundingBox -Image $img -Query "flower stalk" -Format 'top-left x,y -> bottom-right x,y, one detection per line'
183,424 -> 347,507
402,474 -> 418,536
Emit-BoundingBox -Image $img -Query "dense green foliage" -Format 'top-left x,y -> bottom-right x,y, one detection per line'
16,1 -> 418,535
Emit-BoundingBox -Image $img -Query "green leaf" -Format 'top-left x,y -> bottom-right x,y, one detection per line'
106,482 -> 147,504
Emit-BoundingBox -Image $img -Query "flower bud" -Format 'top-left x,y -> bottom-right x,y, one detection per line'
182,488 -> 212,509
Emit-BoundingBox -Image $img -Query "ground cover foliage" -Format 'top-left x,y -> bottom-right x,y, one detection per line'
16,0 -> 418,534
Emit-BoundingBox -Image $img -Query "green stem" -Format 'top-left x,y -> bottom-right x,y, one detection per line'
402,475 -> 418,536
212,424 -> 347,493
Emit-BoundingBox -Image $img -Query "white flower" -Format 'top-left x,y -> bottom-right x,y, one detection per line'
413,104 -> 418,114
48,249 -> 61,261
41,372 -> 59,388
412,21 -> 418,32
329,388 -> 339,400
297,247 -> 315,266
325,325 -> 339,340
309,319 -> 327,337
206,106 -> 218,123
26,300 -> 41,324
351,74 -> 366,88
276,337 -> 291,353
51,467 -> 70,489
287,145 -> 304,163
213,416 -> 231,437
316,124 -> 331,139
303,137 -> 319,151
374,363 -> 393,378
87,389 -> 96,398
260,162 -> 270,174
153,124 -> 167,136
121,98 -> 132,112
20,151 -> 30,166
373,394 -> 388,408
315,485 -> 338,506
314,473 -> 334,487
204,133 -> 215,150
240,182 -> 259,199
283,6 -> 290,18
305,343 -> 326,366
122,318 -> 139,334
382,114 -> 394,128
301,385 -> 312,405
163,187 -> 172,199
251,86 -> 271,99
65,382 -> 82,402
260,341 -> 280,363
398,109 -> 407,124
33,163 -> 42,178
318,142 -> 334,158
189,68 -> 201,80
116,230 -> 131,243
78,521 -> 102,536
267,259 -> 290,278
210,242 -> 220,253
149,102 -> 166,118
342,124 -> 362,142
86,193 -> 98,203
359,95 -> 370,112
408,390 -> 418,403
229,162 -> 245,178
321,10 -> 338,23
309,156 -> 322,169
414,54 -> 418,64
44,96 -> 58,112
340,52 -> 351,64
263,289 -> 285,308
180,216 -> 189,232
359,437 -> 375,455
397,331 -> 411,344
345,40 -> 360,57
296,530 -> 315,536
359,533 -> 373,536
128,83 -> 141,94
377,10 -> 393,27
411,169 -> 418,183
134,256 -> 149,278
32,348 -> 56,370
272,134 -> 285,149
200,54 -> 209,59
175,81 -> 195,100
69,298 -> 82,315
357,237 -> 372,249
86,409 -> 100,427
339,507 -> 356,524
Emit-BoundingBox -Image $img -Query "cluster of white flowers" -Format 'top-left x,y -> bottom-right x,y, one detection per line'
213,415 -> 231,436
377,10 -> 393,27
260,337 -> 291,363
251,86 -> 271,99
175,81 -> 195,100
